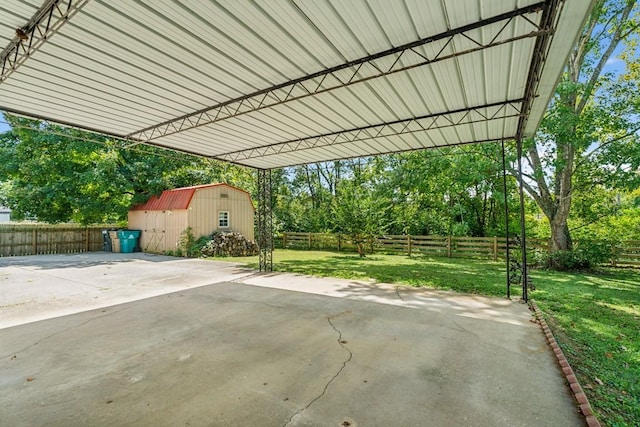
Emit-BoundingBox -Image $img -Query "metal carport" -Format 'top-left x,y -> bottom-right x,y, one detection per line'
0,0 -> 595,300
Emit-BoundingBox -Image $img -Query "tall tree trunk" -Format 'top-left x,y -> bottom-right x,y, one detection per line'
550,215 -> 573,252
513,0 -> 635,255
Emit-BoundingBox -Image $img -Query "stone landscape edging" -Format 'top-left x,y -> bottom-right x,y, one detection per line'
530,300 -> 601,427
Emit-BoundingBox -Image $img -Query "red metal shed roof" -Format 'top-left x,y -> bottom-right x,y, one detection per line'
130,183 -> 254,211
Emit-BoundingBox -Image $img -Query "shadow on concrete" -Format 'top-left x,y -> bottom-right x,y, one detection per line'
0,252 -> 202,270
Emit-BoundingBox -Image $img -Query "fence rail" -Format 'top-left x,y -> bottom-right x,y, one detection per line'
277,232 -> 639,266
614,240 -> 640,266
1,226 -> 638,267
0,224 -> 110,257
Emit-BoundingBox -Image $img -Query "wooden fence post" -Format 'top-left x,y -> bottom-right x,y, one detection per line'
407,235 -> 412,257
337,234 -> 341,252
493,236 -> 498,261
85,228 -> 90,252
447,236 -> 452,258
32,229 -> 38,255
308,232 -> 312,249
283,233 -> 287,248
610,242 -> 617,267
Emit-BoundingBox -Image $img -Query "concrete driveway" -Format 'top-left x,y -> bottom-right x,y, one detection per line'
0,253 -> 582,426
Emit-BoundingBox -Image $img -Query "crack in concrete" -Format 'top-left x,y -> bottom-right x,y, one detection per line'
1,308 -> 127,358
213,295 -> 291,311
282,311 -> 353,427
395,285 -> 405,301
11,265 -> 107,290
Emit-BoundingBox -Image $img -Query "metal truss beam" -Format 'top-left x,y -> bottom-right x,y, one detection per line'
219,99 -> 524,162
126,3 -> 547,143
0,0 -> 89,84
257,169 -> 273,272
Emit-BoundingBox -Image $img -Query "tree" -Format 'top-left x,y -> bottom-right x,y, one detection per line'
371,144 -> 517,237
331,176 -> 389,257
0,115 -> 253,224
518,0 -> 639,252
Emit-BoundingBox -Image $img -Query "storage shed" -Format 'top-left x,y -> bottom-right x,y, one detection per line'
128,184 -> 255,254
0,206 -> 11,223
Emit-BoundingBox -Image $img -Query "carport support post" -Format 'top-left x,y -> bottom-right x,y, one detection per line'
516,137 -> 529,302
501,140 -> 511,299
257,168 -> 273,272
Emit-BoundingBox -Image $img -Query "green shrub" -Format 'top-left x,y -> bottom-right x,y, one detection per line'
575,239 -> 616,265
541,239 -> 616,271
178,227 -> 210,258
545,250 -> 591,271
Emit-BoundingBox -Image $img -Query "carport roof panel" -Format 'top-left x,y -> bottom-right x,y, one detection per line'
0,0 -> 594,168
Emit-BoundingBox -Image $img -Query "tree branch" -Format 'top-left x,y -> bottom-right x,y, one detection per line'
527,144 -> 553,203
507,166 -> 549,215
574,1 -> 604,80
576,1 -> 635,114
575,123 -> 640,170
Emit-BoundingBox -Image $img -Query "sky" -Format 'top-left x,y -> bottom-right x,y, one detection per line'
0,118 -> 9,133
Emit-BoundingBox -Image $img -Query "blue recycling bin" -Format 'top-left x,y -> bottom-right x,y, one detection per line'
117,230 -> 141,253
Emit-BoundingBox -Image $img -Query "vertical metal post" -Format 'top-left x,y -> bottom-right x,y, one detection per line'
516,137 -> 528,302
501,140 -> 511,299
257,168 -> 273,272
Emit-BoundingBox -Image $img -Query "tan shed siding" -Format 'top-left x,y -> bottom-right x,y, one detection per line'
163,210 -> 189,253
128,209 -> 188,253
128,211 -> 145,233
128,185 -> 255,254
188,187 -> 255,240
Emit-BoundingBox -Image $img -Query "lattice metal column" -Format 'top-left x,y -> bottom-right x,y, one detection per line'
503,139 -> 532,302
516,137 -> 529,302
501,140 -> 512,299
257,168 -> 273,272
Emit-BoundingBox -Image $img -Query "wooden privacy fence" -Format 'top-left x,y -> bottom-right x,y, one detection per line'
0,224 -> 111,257
277,232 -> 640,266
278,232 -> 549,261
1,226 -> 638,266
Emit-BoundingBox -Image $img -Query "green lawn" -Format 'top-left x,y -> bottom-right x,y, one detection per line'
216,249 -> 640,426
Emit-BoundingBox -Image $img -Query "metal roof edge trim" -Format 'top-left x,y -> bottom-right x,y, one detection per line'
0,105 -> 133,141
0,0 -> 90,84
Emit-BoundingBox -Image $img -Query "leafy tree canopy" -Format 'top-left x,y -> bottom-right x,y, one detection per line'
0,115 -> 253,224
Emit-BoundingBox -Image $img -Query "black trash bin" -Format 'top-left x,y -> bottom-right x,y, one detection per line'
102,229 -> 112,252
102,228 -> 119,252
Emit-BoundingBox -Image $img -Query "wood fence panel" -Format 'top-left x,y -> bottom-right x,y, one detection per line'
617,240 -> 640,266
0,225 -> 109,257
277,232 -> 640,267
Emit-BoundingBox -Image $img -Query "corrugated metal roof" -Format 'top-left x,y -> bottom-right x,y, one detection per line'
130,183 -> 254,212
0,1 -> 594,169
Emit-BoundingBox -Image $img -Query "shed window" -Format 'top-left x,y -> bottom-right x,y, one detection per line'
218,211 -> 229,228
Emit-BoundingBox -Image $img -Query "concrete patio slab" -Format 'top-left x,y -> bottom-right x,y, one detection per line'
0,252 -> 254,329
0,253 -> 583,426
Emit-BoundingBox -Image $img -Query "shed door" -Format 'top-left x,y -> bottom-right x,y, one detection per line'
145,211 -> 166,253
